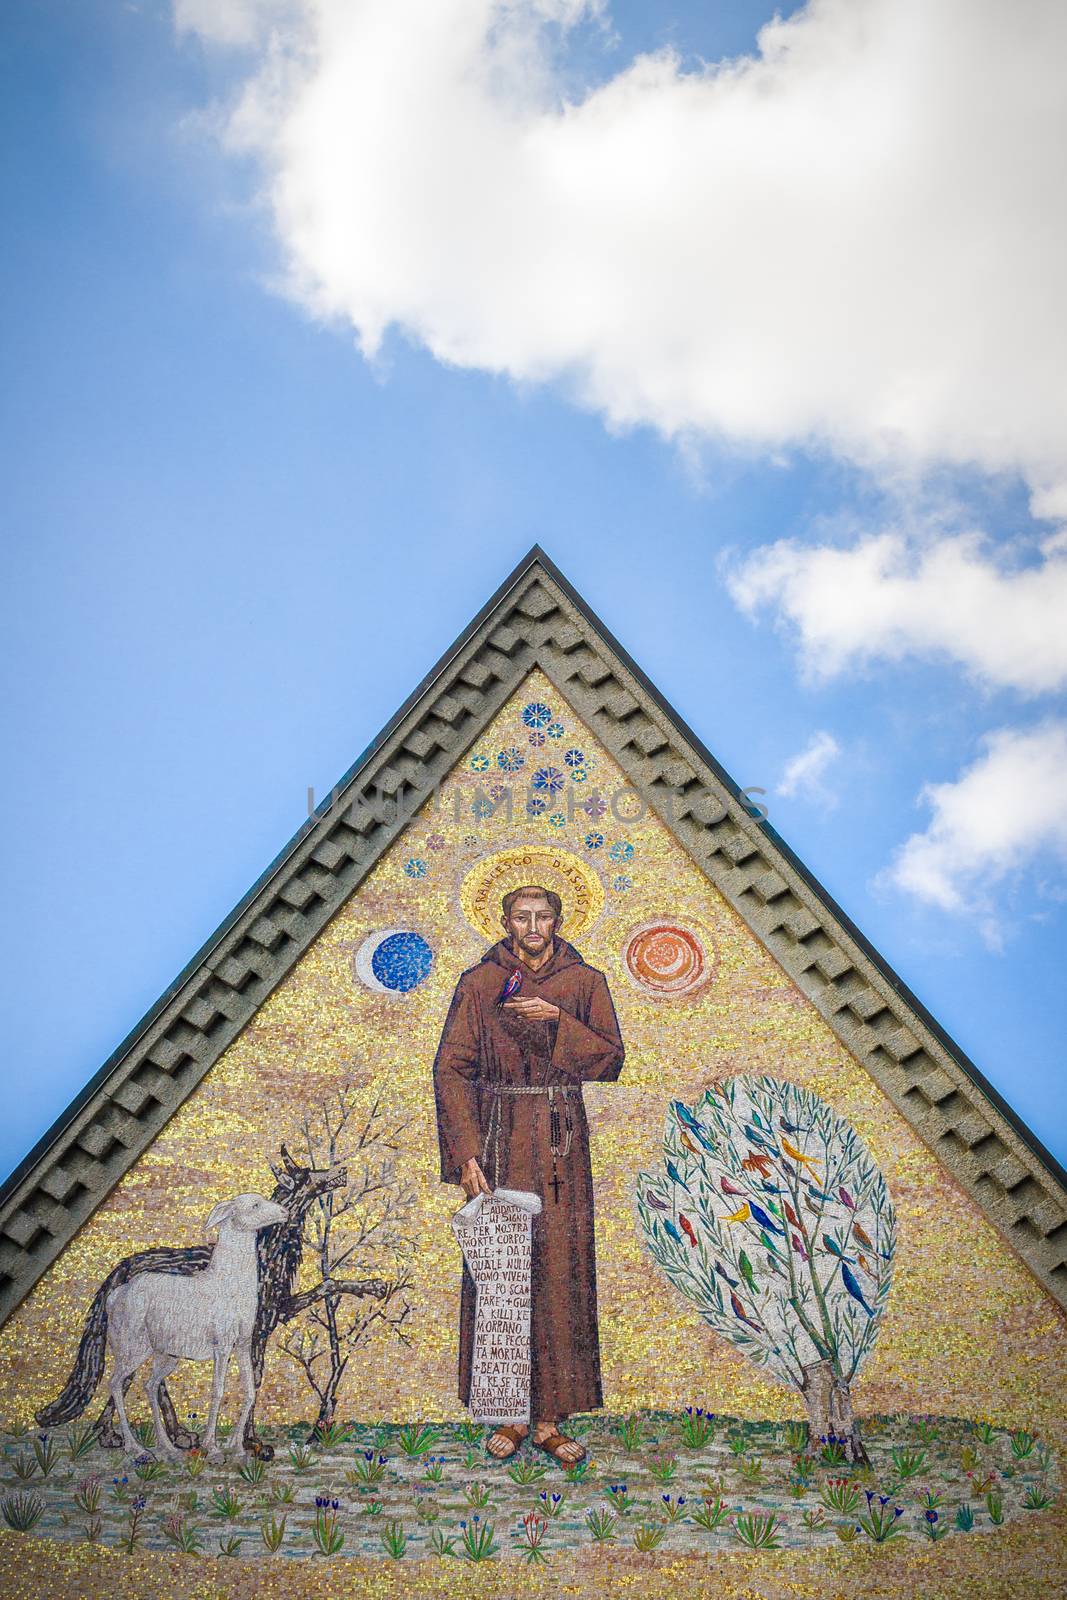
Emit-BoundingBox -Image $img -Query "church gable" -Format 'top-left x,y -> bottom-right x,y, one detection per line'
0,558 -> 1064,1597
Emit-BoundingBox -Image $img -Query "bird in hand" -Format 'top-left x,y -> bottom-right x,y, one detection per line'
679,1213 -> 699,1248
723,1202 -> 751,1225
841,1262 -> 874,1315
780,1137 -> 821,1171
730,1291 -> 762,1331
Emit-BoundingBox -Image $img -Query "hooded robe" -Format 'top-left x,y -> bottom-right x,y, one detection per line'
433,937 -> 624,1419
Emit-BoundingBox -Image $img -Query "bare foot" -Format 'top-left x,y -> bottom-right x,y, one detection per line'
487,1424 -> 528,1459
532,1420 -> 585,1464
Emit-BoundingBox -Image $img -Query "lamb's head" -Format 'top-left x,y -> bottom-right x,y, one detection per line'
205,1193 -> 289,1236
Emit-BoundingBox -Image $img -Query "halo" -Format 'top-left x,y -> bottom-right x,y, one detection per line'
459,846 -> 605,942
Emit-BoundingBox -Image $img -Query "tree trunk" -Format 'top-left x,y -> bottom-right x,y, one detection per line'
799,1360 -> 868,1466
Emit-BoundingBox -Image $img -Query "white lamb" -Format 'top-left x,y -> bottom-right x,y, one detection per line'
105,1191 -> 287,1459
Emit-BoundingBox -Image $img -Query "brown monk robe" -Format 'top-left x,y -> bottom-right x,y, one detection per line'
433,926 -> 624,1426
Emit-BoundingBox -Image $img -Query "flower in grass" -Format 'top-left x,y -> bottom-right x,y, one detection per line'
924,1509 -> 939,1524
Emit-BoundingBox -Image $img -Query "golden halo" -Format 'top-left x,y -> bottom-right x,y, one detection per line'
459,846 -> 605,943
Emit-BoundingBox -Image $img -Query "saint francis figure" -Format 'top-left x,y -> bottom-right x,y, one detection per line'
433,885 -> 624,1466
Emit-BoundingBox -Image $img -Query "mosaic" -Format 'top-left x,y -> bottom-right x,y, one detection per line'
0,669 -> 1063,1597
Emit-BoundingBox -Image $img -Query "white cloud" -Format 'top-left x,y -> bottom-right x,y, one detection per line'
777,730 -> 840,803
886,722 -> 1067,945
728,527 -> 1067,695
177,0 -> 1067,509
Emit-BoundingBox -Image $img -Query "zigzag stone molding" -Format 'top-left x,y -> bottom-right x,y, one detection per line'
1,554 -> 1064,1327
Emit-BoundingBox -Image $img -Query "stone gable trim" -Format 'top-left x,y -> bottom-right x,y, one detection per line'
1,548 -> 1064,1325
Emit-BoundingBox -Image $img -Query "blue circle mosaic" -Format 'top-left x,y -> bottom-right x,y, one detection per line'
371,932 -> 434,993
403,858 -> 428,878
522,702 -> 553,728
532,766 -> 565,794
609,840 -> 635,863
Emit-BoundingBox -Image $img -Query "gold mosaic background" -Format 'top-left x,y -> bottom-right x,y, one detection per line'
0,671 -> 1064,1450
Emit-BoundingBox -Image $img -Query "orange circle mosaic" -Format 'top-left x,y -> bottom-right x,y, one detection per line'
624,921 -> 709,996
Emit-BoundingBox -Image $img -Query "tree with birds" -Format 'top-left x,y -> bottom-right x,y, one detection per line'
637,1078 -> 896,1466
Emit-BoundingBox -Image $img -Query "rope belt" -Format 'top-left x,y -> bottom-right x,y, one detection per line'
481,1084 -> 577,1193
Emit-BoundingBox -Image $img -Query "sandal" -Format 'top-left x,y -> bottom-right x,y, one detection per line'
533,1429 -> 586,1466
486,1424 -> 527,1460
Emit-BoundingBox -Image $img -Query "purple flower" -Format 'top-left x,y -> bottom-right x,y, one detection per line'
363,1450 -> 373,1461
552,1493 -> 561,1505
331,1499 -> 340,1511
662,1492 -> 670,1504
865,1489 -> 874,1504
879,1495 -> 890,1506
894,1507 -> 904,1519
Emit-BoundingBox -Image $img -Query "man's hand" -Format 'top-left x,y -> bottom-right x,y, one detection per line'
460,1156 -> 493,1199
502,997 -> 560,1022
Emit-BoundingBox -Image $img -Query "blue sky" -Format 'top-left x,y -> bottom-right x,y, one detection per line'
2,0 -> 1066,1180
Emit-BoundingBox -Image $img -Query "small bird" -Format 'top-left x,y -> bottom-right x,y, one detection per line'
852,1221 -> 875,1251
730,1291 -> 762,1331
778,1116 -> 801,1134
781,1137 -> 821,1171
784,1202 -> 802,1229
664,1218 -> 683,1245
821,1234 -> 856,1264
723,1202 -> 751,1225
714,1259 -> 739,1288
748,1202 -> 784,1236
720,1176 -> 747,1198
838,1185 -> 856,1210
666,1160 -> 691,1192
679,1213 -> 699,1248
738,1249 -> 757,1293
644,1190 -> 669,1212
841,1262 -> 874,1315
498,968 -> 524,1004
858,1252 -> 874,1274
804,1194 -> 823,1218
743,1124 -> 781,1155
759,1229 -> 785,1258
680,1131 -> 705,1158
764,1254 -> 786,1279
791,1231 -> 809,1261
673,1102 -> 717,1150
742,1150 -> 773,1178
805,1182 -> 835,1203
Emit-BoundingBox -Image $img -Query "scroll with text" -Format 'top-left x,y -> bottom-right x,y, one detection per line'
451,1188 -> 541,1425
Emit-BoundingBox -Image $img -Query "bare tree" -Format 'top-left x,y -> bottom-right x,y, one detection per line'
278,1084 -> 415,1436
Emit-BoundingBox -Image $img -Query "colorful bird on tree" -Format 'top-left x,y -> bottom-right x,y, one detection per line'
637,1075 -> 896,1468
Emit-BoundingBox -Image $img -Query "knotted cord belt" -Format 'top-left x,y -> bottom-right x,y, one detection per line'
481,1084 -> 577,1195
